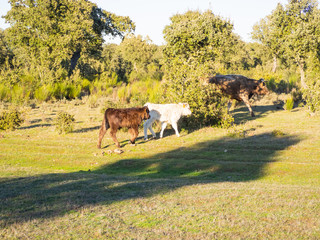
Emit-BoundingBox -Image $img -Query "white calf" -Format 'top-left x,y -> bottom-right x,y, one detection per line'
143,103 -> 192,140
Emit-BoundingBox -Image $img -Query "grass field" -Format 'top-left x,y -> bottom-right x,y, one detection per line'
1,97 -> 320,239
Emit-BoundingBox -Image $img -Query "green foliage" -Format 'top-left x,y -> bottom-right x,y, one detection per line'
303,79 -> 320,113
118,35 -> 163,82
163,10 -> 236,128
0,109 -> 24,131
4,0 -> 135,84
163,61 -> 232,128
163,10 -> 243,71
285,97 -> 294,111
272,129 -> 286,137
54,112 -> 75,134
117,84 -> 131,103
252,0 -> 320,88
34,83 -> 81,102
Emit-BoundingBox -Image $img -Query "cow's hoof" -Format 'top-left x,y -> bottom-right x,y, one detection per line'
114,149 -> 124,154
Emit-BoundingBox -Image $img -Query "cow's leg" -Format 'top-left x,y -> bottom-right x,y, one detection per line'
143,120 -> 149,140
171,121 -> 180,137
143,118 -> 155,140
160,122 -> 167,138
241,94 -> 255,117
148,125 -> 156,139
109,128 -> 120,148
97,117 -> 109,148
128,128 -> 138,146
132,127 -> 139,145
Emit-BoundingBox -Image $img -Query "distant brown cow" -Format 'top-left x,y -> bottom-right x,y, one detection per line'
97,106 -> 150,148
207,74 -> 269,117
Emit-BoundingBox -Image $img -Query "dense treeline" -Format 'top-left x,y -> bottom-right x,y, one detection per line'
0,0 -> 320,127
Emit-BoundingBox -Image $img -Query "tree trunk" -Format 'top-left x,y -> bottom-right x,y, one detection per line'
68,50 -> 81,77
299,62 -> 308,89
272,55 -> 277,73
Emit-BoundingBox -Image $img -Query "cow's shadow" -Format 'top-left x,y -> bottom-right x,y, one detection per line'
73,125 -> 100,133
231,103 -> 282,124
100,135 -> 147,149
0,132 -> 300,226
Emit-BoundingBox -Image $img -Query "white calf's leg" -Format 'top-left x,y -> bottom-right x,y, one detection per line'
171,121 -> 180,137
148,125 -> 156,138
160,122 -> 167,138
143,119 -> 152,140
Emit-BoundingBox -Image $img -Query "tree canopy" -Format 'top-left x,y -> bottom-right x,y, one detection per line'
4,0 -> 135,83
252,0 -> 320,88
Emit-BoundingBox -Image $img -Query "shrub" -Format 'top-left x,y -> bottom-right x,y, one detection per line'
34,84 -> 54,101
0,109 -> 24,131
0,84 -> 8,101
117,84 -> 131,103
81,79 -> 91,94
303,78 -> 320,113
163,62 -> 232,129
272,129 -> 286,137
285,97 -> 294,111
54,112 -> 75,134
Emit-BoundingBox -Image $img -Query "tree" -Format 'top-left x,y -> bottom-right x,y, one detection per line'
118,34 -> 162,82
162,10 -> 236,127
4,0 -> 135,83
163,10 -> 241,70
0,29 -> 13,68
283,0 -> 320,88
252,3 -> 287,73
252,0 -> 320,88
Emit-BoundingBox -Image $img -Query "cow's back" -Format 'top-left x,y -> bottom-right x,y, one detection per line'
209,75 -> 243,100
106,108 -> 143,128
146,103 -> 182,122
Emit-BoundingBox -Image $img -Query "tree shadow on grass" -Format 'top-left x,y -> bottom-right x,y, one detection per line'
0,132 -> 300,226
19,123 -> 52,130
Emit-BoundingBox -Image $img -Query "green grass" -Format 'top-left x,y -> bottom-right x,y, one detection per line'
1,99 -> 320,239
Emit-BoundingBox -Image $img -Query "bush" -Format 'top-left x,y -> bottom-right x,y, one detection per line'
285,97 -> 294,111
303,78 -> 320,113
54,112 -> 75,134
0,109 -> 24,131
34,84 -> 54,101
163,62 -> 232,129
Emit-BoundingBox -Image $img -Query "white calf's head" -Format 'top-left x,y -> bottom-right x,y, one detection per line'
179,103 -> 192,116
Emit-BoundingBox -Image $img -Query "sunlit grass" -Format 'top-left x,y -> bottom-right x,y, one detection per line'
1,99 -> 320,239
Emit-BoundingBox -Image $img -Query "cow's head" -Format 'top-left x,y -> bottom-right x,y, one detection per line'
255,79 -> 269,95
179,103 -> 192,116
142,106 -> 150,120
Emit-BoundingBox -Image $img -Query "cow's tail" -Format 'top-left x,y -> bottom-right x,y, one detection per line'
102,112 -> 110,131
97,111 -> 110,148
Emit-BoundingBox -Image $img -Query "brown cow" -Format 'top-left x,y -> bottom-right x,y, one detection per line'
97,106 -> 150,148
206,74 -> 269,117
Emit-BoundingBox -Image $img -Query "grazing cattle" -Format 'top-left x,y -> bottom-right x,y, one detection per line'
206,74 -> 269,117
143,103 -> 192,140
97,106 -> 150,148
